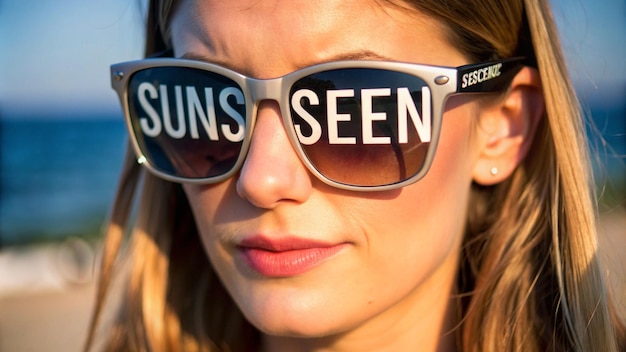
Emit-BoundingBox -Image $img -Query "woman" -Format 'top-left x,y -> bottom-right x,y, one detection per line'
86,0 -> 625,351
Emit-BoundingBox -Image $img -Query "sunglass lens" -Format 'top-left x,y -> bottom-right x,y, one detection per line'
127,67 -> 246,180
289,68 -> 432,186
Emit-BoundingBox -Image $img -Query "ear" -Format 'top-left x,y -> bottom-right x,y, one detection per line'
472,67 -> 544,185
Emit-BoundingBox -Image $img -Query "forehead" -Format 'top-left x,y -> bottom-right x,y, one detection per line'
169,0 -> 465,78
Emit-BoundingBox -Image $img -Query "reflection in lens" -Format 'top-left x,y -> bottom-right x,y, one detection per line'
303,132 -> 428,186
150,134 -> 241,178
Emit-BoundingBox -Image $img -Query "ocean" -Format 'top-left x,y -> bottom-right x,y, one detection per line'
0,114 -> 127,246
0,106 -> 624,246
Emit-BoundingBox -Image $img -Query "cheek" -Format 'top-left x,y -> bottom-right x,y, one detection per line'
425,98 -> 481,201
181,183 -> 235,264
428,106 -> 479,186
183,181 -> 248,229
182,182 -> 253,300
182,184 -> 220,231
413,102 -> 478,223
355,104 -> 478,280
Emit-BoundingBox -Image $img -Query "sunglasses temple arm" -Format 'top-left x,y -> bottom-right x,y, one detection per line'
455,57 -> 526,94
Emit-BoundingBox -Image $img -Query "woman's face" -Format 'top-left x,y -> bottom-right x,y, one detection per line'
172,0 -> 483,348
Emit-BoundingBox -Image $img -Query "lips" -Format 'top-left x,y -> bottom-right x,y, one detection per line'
237,236 -> 348,277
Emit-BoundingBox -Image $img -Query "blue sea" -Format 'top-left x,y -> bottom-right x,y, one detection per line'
0,113 -> 127,245
0,106 -> 624,246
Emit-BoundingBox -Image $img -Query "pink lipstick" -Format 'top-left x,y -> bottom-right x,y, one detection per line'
237,236 -> 347,277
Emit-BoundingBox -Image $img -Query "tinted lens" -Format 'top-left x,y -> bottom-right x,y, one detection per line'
127,67 -> 246,179
289,68 -> 432,187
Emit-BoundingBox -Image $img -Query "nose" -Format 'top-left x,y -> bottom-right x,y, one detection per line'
236,100 -> 313,208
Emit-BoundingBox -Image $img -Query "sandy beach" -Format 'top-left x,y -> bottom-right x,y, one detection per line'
0,238 -> 99,352
0,282 -> 95,352
0,211 -> 624,352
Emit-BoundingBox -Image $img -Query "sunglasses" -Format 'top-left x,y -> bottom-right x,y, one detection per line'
111,53 -> 524,191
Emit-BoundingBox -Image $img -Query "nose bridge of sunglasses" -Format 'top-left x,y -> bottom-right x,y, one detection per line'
246,78 -> 284,103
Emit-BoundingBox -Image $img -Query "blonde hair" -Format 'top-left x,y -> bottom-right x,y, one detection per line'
85,0 -> 625,350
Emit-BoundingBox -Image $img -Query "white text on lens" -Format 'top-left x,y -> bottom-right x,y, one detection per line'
136,83 -> 245,142
291,87 -> 431,145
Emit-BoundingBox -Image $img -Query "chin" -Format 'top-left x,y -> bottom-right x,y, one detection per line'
253,319 -> 343,340
241,301 -> 352,339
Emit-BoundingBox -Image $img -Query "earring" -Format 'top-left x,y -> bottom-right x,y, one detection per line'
490,167 -> 498,176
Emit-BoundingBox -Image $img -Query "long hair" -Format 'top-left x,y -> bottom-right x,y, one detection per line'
403,0 -> 625,350
85,0 -> 625,351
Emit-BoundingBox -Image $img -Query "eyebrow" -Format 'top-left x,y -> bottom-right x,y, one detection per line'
180,49 -> 396,71
181,52 -> 227,65
322,50 -> 395,62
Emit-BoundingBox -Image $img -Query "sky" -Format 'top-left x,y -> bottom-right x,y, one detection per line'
0,0 -> 147,115
0,0 -> 625,117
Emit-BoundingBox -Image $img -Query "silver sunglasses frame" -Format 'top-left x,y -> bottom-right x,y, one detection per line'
111,57 -> 524,191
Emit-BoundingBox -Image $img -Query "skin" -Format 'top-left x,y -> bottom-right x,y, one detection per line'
169,0 -> 541,350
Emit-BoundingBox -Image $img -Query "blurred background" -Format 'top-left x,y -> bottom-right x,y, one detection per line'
0,0 -> 624,351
